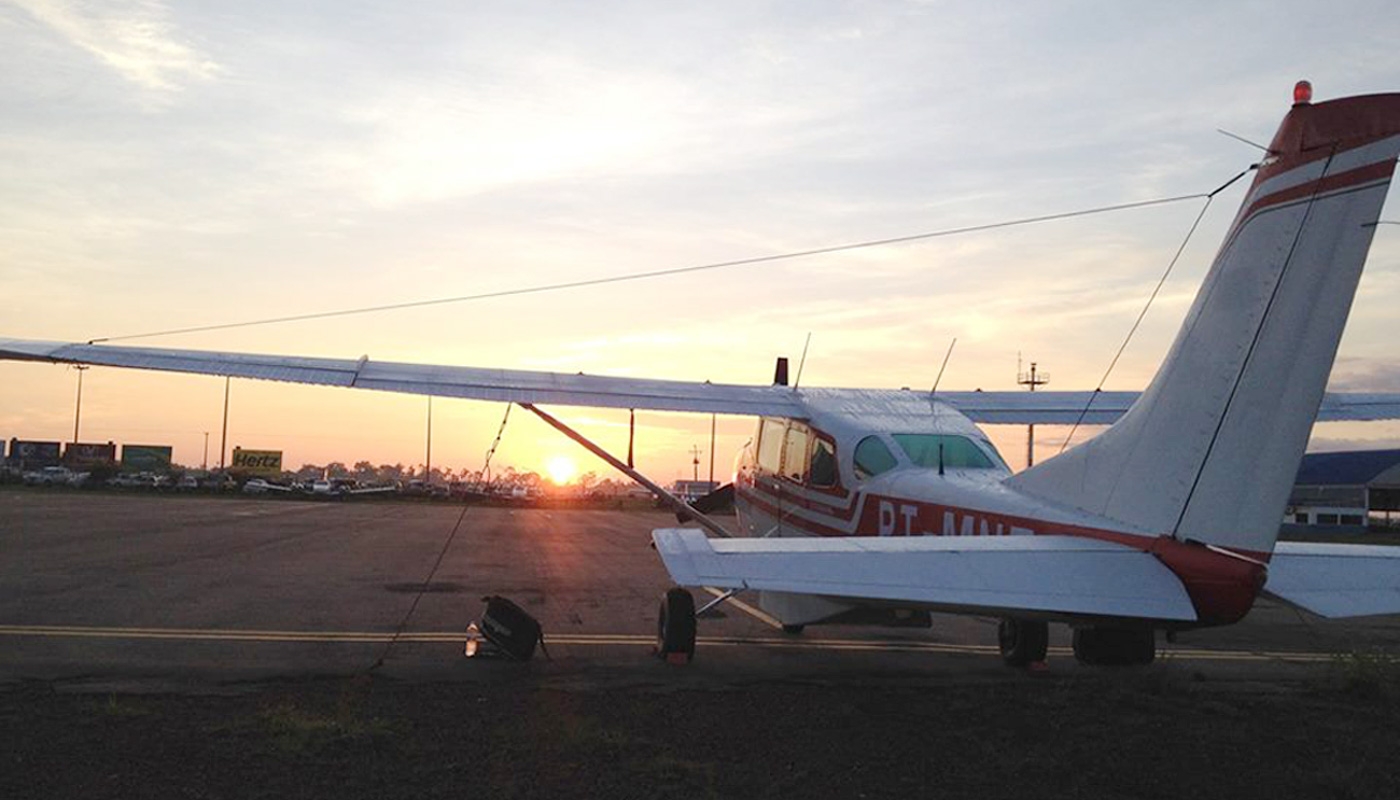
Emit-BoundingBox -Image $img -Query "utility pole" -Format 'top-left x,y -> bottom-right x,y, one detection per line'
219,376 -> 230,471
202,431 -> 209,470
690,444 -> 702,482
1016,356 -> 1050,468
426,396 -> 433,482
71,365 -> 89,443
709,414 -> 716,484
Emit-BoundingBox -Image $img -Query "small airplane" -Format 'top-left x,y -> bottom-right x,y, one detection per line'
307,477 -> 397,497
5,82 -> 1400,667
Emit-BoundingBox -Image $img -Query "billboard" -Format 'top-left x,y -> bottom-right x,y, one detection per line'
231,448 -> 282,476
64,442 -> 118,467
121,444 -> 173,472
10,439 -> 61,468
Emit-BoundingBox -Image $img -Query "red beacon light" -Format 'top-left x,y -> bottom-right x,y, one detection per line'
1293,80 -> 1313,106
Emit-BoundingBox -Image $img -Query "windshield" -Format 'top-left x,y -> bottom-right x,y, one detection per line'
853,436 -> 898,479
891,434 -> 997,470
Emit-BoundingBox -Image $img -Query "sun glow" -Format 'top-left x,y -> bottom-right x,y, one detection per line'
545,455 -> 577,485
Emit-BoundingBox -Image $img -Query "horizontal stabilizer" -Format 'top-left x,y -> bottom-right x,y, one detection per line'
652,529 -> 1198,622
1265,542 -> 1400,618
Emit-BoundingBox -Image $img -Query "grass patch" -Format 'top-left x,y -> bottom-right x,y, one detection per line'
258,701 -> 395,754
255,681 -> 397,755
1330,648 -> 1400,699
90,693 -> 150,719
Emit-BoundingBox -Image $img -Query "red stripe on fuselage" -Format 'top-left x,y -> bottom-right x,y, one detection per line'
744,474 -> 859,520
735,481 -> 858,538
739,475 -> 1156,545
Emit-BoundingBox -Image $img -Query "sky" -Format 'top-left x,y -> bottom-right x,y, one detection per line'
3,1 -> 1400,482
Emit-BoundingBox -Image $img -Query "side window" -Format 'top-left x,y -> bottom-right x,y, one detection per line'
782,424 -> 810,482
853,436 -> 897,480
810,438 -> 838,488
756,423 -> 789,473
757,419 -> 785,473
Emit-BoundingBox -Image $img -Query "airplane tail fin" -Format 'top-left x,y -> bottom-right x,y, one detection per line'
1009,88 -> 1400,558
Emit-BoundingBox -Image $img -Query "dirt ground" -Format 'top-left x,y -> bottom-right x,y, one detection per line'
4,666 -> 1400,800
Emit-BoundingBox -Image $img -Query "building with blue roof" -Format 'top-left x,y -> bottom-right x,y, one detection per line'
1287,449 -> 1400,530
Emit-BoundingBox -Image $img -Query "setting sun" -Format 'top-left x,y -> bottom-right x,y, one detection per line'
545,455 -> 577,485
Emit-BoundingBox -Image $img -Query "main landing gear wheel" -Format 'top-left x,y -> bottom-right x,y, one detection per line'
1071,626 -> 1156,666
997,618 -> 1049,667
656,587 -> 696,663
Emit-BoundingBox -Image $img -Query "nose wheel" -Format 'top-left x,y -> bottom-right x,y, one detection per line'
656,587 -> 696,663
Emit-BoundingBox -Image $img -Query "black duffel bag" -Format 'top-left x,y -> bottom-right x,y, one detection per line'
479,595 -> 544,661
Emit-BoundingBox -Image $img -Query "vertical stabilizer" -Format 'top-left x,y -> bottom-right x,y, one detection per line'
1010,90 -> 1400,557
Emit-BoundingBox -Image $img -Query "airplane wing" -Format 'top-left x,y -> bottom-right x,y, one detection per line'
0,338 -> 804,418
936,391 -> 1137,425
1264,542 -> 1400,618
2,337 -> 1398,424
1314,393 -> 1400,423
652,528 -> 1199,622
936,390 -> 1400,425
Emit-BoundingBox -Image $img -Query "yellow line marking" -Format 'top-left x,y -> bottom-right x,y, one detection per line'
0,624 -> 1348,663
702,587 -> 783,629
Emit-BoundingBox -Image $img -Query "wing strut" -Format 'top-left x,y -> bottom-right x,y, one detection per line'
520,404 -> 735,539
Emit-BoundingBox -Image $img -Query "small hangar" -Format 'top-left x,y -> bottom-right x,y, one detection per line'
1286,449 -> 1400,531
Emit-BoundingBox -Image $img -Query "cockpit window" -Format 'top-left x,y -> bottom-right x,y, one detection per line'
891,434 -> 996,469
853,436 -> 898,479
782,424 -> 810,482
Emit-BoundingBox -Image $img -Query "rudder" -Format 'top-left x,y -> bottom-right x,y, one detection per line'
1009,89 -> 1400,558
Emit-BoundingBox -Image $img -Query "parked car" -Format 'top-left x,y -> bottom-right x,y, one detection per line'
23,466 -> 77,486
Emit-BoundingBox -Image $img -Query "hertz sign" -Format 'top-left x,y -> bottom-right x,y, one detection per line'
231,448 -> 283,476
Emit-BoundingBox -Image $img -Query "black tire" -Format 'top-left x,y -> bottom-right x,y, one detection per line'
998,618 -> 1049,667
781,623 -> 806,635
656,587 -> 696,662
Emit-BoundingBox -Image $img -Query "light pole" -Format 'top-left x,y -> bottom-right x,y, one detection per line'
219,376 -> 230,470
709,414 -> 716,484
202,431 -> 209,470
425,396 -> 433,482
1017,358 -> 1050,468
72,365 -> 89,442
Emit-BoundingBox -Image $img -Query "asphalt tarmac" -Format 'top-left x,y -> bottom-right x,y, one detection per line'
2,489 -> 1398,692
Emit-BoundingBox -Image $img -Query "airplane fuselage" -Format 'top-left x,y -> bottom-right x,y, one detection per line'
729,390 -> 1267,629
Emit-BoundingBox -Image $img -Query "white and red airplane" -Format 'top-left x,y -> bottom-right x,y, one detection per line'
5,84 -> 1400,667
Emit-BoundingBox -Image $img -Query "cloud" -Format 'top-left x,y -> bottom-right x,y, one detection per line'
1327,358 -> 1400,392
14,0 -> 217,99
